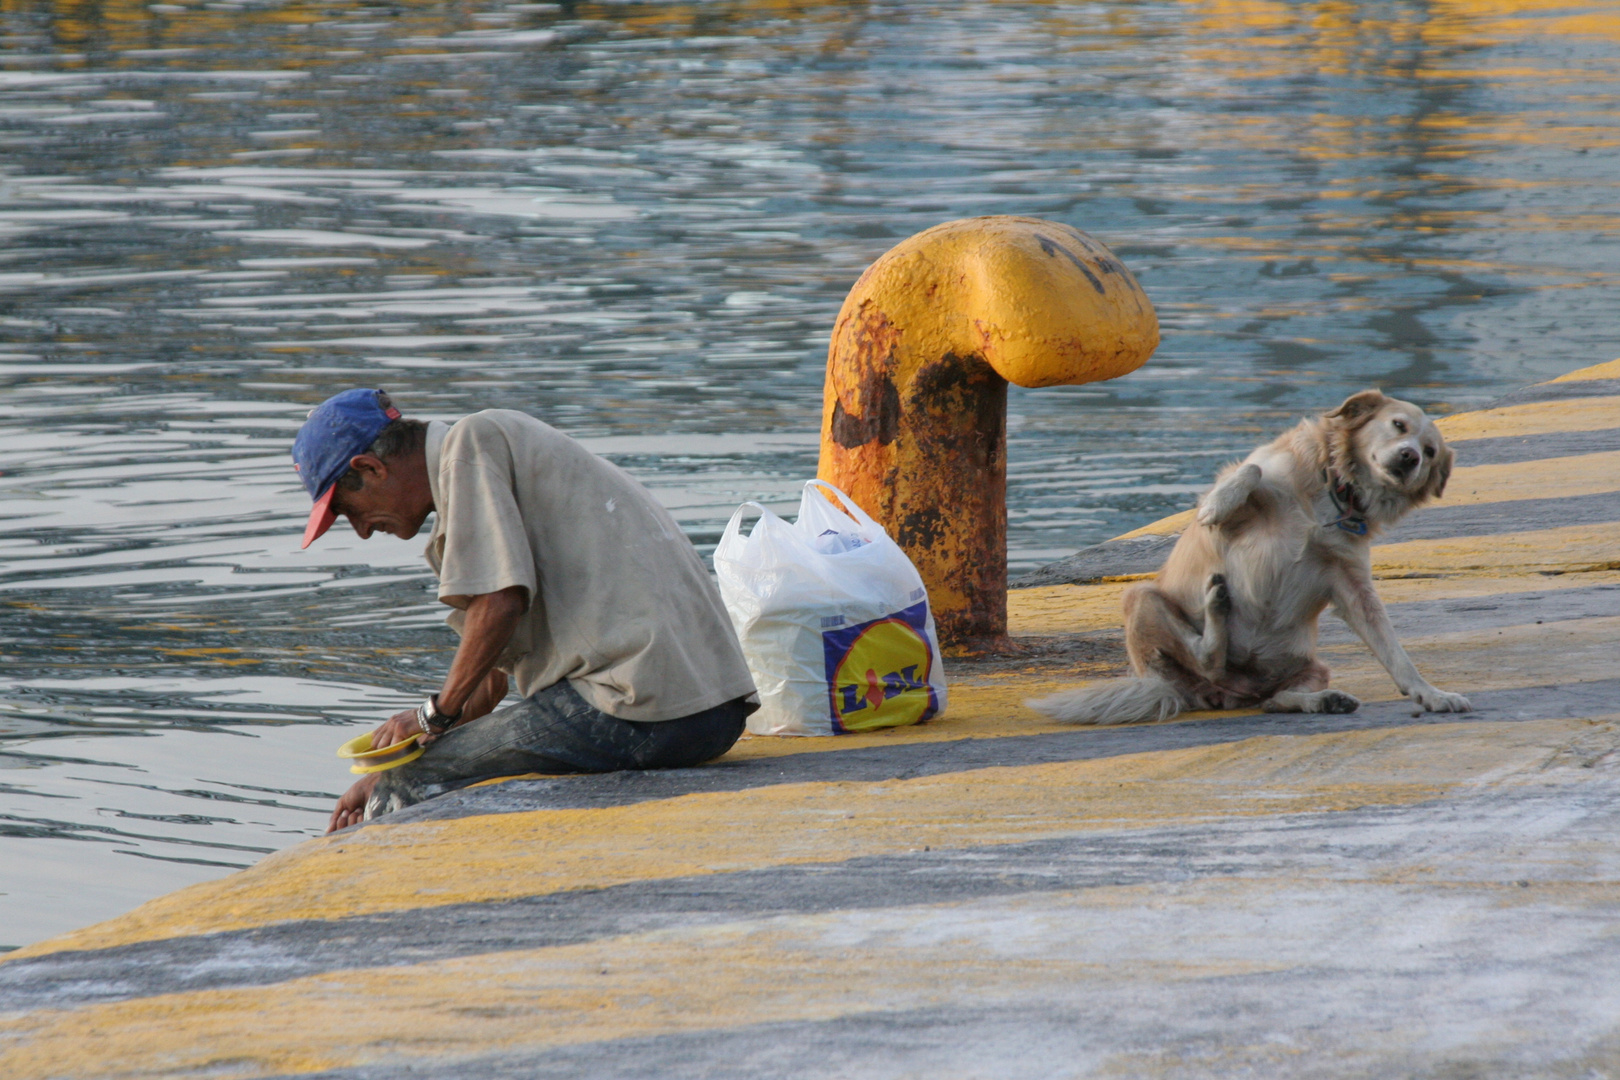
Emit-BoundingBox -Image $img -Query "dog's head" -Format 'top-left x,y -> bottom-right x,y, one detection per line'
1324,390 -> 1452,504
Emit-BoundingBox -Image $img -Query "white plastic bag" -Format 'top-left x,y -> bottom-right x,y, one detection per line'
715,480 -> 947,736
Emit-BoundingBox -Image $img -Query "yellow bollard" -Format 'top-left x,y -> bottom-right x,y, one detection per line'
817,216 -> 1159,652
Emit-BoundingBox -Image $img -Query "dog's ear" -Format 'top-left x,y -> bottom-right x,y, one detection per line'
1423,442 -> 1454,502
1325,390 -> 1389,428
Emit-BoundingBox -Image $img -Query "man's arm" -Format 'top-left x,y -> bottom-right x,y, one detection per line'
434,585 -> 525,719
458,667 -> 510,724
367,584 -> 527,750
327,585 -> 527,833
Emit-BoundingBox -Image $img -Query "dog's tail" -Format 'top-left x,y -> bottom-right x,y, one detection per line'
1025,677 -> 1186,726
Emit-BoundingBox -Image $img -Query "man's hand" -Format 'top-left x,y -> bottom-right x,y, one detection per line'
328,773 -> 380,833
371,706 -> 430,751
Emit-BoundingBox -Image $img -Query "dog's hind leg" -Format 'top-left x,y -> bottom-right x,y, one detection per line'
1195,574 -> 1230,680
1260,660 -> 1359,714
1124,582 -> 1227,685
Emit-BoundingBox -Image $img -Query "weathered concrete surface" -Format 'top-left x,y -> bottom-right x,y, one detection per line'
3,360 -> 1620,1079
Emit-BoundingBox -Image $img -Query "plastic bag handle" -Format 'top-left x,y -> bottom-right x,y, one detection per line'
802,479 -> 882,533
718,501 -> 773,547
724,501 -> 772,535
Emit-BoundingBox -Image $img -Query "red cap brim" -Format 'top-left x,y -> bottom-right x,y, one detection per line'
302,485 -> 338,549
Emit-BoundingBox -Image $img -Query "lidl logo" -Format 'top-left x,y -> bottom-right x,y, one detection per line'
822,600 -> 938,733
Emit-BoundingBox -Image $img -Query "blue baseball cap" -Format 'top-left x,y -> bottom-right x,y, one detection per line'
291,388 -> 401,548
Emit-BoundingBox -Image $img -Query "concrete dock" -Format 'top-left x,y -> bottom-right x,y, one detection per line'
3,362 -> 1619,1078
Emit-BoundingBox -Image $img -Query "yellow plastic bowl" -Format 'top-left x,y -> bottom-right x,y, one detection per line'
336,731 -> 425,775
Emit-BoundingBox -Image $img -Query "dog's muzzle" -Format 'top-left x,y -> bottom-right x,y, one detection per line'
1386,446 -> 1421,481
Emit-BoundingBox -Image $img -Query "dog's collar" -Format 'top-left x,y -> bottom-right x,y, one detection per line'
1323,469 -> 1369,536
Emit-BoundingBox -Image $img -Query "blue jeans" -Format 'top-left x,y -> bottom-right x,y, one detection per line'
365,681 -> 752,818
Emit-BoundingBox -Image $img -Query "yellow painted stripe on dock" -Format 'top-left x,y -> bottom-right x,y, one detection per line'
1007,579 -> 1137,634
0,898 -> 1275,1078
1363,570 -> 1620,604
0,717 -> 1605,1080
1442,450 -> 1620,505
1550,357 -> 1620,382
0,896 -> 1276,1079
1371,522 -> 1620,576
9,717 -> 1570,962
1437,395 -> 1620,441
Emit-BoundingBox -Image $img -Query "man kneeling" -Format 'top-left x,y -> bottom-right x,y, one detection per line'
293,390 -> 757,832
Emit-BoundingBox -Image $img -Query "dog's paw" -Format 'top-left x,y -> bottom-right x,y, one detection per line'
1197,465 -> 1261,528
1314,689 -> 1360,714
1412,685 -> 1472,713
1196,498 -> 1236,528
1263,689 -> 1360,714
1204,574 -> 1231,616
1196,490 -> 1235,527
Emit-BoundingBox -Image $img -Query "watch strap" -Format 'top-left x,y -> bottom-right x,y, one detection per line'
416,694 -> 461,734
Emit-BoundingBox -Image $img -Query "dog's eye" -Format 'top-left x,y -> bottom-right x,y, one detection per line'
1392,419 -> 1408,433
1424,445 -> 1435,458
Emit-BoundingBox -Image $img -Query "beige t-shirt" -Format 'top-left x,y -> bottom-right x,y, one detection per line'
422,411 -> 756,722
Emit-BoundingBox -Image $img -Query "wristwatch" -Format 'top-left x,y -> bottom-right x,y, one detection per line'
416,694 -> 462,737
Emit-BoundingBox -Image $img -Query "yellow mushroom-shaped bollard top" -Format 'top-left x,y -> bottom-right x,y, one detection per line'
818,216 -> 1159,650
